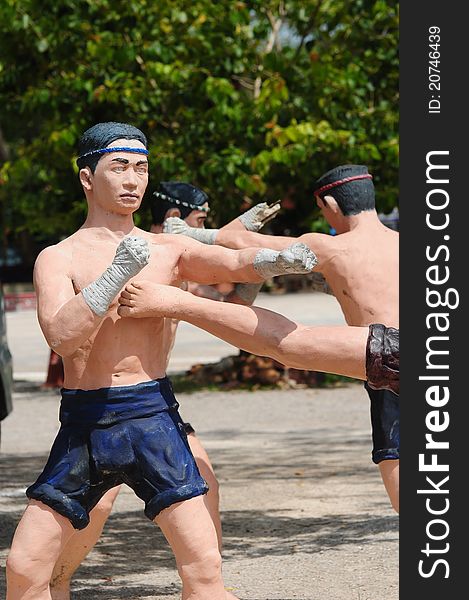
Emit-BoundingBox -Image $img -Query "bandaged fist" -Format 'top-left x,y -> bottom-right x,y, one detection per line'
238,200 -> 282,232
163,217 -> 190,236
253,242 -> 317,279
113,236 -> 150,273
81,236 -> 150,317
277,242 -> 318,273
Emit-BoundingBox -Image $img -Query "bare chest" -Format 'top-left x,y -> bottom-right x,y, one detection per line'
70,243 -> 180,294
323,250 -> 399,326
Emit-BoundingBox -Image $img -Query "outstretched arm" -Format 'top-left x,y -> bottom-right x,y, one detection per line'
216,228 -> 296,250
173,235 -> 316,285
214,230 -> 333,267
117,282 -> 368,380
164,219 -> 332,266
165,216 -> 296,250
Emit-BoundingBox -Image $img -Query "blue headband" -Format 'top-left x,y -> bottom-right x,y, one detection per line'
77,146 -> 149,163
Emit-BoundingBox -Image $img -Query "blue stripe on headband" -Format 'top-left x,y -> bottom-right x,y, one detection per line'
77,147 -> 149,161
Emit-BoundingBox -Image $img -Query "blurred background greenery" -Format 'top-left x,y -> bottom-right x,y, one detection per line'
0,0 -> 398,279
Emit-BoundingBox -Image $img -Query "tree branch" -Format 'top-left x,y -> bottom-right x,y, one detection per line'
293,0 -> 325,61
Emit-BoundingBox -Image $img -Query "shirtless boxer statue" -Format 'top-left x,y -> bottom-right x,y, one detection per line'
49,181 -> 281,599
164,165 -> 400,512
5,122 -> 316,600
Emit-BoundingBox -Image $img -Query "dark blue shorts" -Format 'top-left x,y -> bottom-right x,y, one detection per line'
26,378 -> 208,530
365,382 -> 400,464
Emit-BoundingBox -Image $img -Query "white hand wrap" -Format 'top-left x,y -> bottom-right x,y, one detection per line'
82,236 -> 150,317
253,242 -> 317,279
163,217 -> 218,244
238,200 -> 281,232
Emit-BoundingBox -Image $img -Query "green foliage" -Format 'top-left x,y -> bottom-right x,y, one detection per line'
0,0 -> 398,251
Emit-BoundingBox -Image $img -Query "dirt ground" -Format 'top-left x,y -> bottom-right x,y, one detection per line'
0,383 -> 398,600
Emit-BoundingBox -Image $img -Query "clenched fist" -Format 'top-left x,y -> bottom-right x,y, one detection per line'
253,242 -> 318,279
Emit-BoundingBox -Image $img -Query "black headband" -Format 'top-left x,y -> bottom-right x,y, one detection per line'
153,190 -> 210,213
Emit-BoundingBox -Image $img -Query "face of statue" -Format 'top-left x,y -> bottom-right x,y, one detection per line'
81,139 -> 149,215
184,202 -> 209,228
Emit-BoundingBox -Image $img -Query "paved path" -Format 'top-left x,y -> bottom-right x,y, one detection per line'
1,385 -> 398,600
1,292 -> 398,599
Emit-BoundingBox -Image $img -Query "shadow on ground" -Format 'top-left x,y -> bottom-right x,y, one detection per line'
1,490 -> 397,598
0,418 -> 396,599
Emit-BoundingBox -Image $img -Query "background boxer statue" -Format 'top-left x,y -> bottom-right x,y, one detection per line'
164,165 -> 400,513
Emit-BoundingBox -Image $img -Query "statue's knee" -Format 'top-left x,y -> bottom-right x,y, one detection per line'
6,548 -> 28,578
6,550 -> 21,580
180,547 -> 222,586
6,549 -> 49,589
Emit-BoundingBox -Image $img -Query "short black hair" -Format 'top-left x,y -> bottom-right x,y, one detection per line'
77,122 -> 147,173
314,165 -> 375,216
151,182 -> 209,224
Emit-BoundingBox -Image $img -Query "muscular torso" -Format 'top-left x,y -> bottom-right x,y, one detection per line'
57,228 -> 183,389
306,224 -> 399,328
